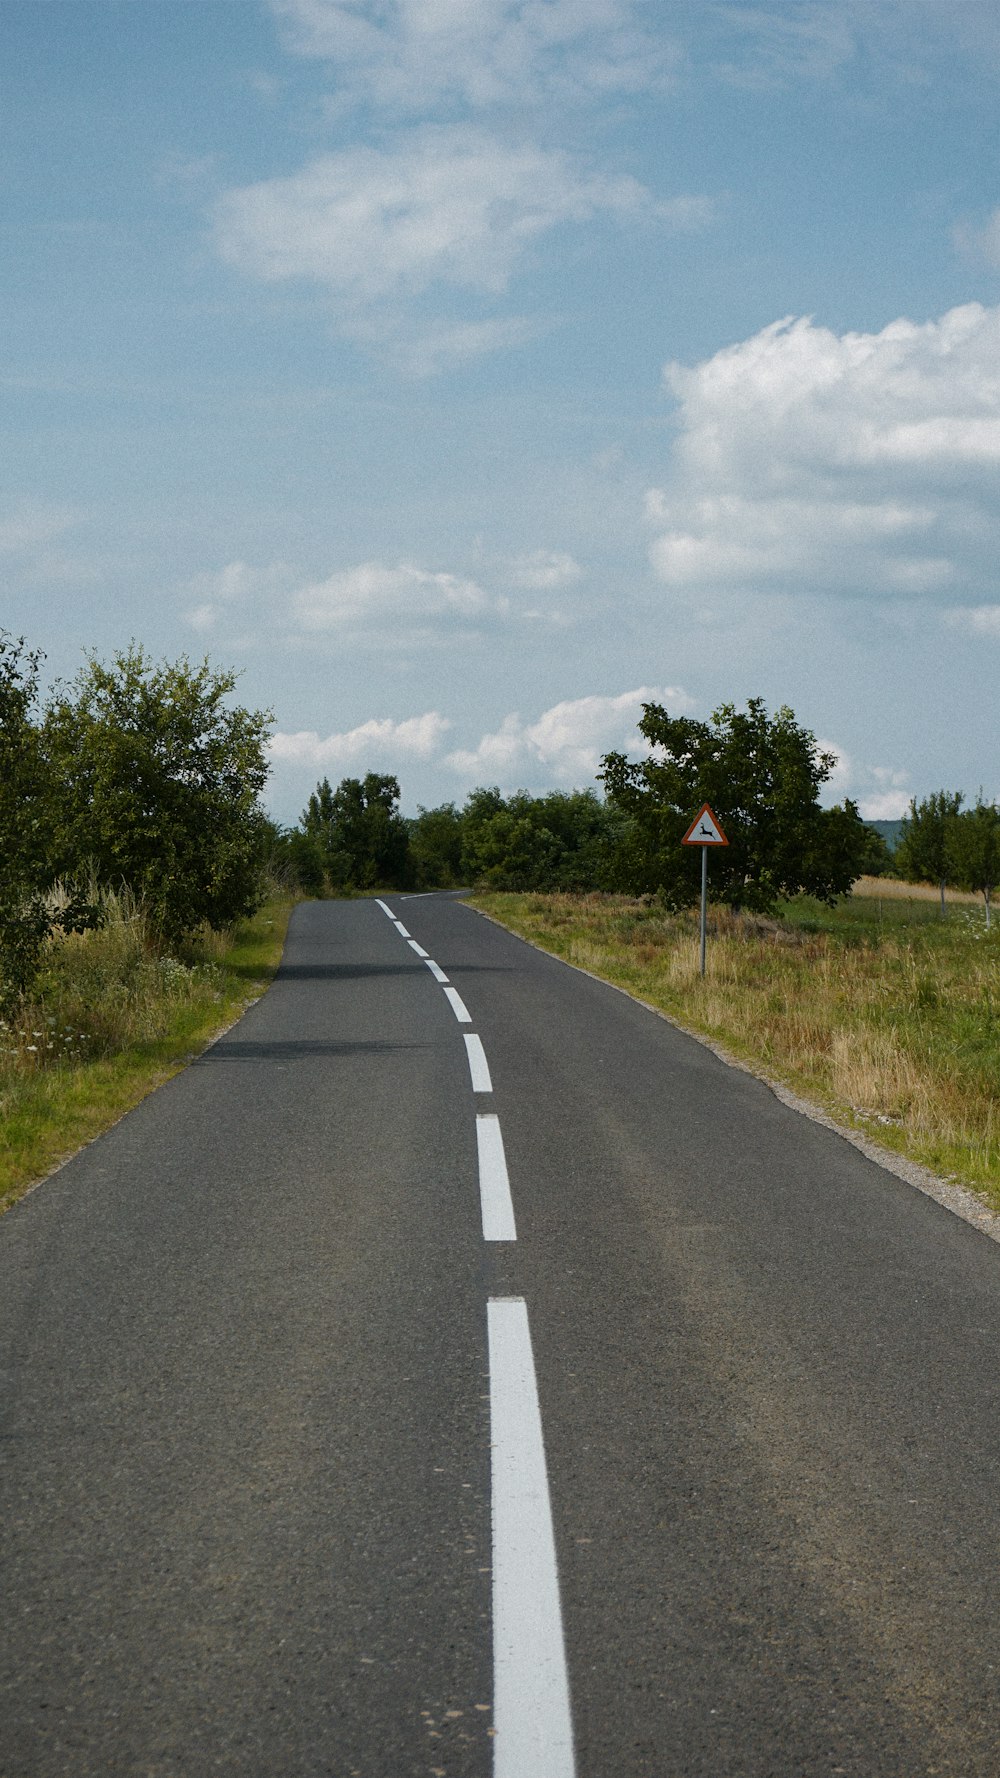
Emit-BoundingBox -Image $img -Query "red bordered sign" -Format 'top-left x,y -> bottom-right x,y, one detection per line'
681,803 -> 729,847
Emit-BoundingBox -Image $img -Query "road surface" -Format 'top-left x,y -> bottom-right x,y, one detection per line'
2,893 -> 999,1776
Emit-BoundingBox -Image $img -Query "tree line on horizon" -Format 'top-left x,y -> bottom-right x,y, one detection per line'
274,699 -> 891,910
3,625 -> 994,1014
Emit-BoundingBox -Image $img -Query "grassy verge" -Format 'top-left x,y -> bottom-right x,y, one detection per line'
0,893 -> 295,1215
469,885 -> 1000,1212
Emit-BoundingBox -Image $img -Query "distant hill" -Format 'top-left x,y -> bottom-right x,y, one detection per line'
867,818 -> 905,852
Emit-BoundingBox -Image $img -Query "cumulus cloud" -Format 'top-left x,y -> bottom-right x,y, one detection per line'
267,0 -> 678,111
270,711 -> 452,769
445,685 -> 695,785
292,560 -> 502,629
216,127 -> 666,306
648,302 -> 1000,609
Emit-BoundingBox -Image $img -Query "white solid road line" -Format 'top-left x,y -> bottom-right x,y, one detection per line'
425,958 -> 449,983
408,939 -> 430,959
476,1114 -> 516,1240
488,1298 -> 575,1778
443,986 -> 472,1023
464,1034 -> 493,1093
393,920 -> 412,938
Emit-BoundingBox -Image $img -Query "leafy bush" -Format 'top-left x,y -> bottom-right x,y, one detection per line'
601,697 -> 871,912
44,646 -> 273,943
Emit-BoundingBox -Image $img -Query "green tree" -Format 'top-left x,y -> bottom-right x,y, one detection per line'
946,797 -> 1000,928
600,697 -> 870,912
0,632 -> 96,1011
857,825 -> 893,878
895,790 -> 964,915
44,646 -> 273,941
302,773 -> 411,891
408,802 -> 465,889
0,633 -> 49,892
460,786 -> 619,891
260,819 -> 326,896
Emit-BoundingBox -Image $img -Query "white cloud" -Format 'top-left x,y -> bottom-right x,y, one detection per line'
292,560 -> 502,628
269,711 -> 452,769
0,501 -> 101,588
185,604 -> 217,635
648,302 -> 1000,609
0,502 -> 79,554
267,0 -> 678,111
507,549 -> 583,590
182,559 -> 288,634
215,127 -> 664,307
394,314 -> 543,375
445,685 -> 695,786
859,789 -> 911,821
815,740 -> 911,820
706,2 -> 1000,90
944,604 -> 1000,638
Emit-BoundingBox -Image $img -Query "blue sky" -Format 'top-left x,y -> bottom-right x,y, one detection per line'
4,0 -> 1000,823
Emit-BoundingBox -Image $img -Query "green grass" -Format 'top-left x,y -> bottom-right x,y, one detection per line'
0,893 -> 294,1214
469,887 -> 1000,1212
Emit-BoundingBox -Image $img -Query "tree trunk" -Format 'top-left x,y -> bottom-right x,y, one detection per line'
940,877 -> 946,917
987,883 -> 992,932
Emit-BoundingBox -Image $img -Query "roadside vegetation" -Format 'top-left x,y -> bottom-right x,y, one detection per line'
0,885 -> 293,1214
470,879 -> 1000,1211
0,629 -> 289,1212
6,636 -> 998,1220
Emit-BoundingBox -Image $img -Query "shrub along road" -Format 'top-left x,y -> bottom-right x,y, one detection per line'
2,895 -> 999,1775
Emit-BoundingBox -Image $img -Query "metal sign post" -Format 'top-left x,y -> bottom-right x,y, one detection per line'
680,803 -> 730,976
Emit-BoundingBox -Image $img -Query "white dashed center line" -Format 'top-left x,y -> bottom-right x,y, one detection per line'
488,1298 -> 575,1778
443,986 -> 472,1023
375,899 -> 394,916
464,1034 -> 493,1093
408,939 -> 430,958
476,1114 -> 516,1241
424,958 -> 450,984
393,920 -> 411,938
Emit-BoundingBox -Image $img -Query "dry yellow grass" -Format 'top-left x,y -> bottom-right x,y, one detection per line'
471,890 -> 1000,1210
853,874 -> 980,905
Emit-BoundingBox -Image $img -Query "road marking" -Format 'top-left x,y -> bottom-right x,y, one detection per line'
488,1298 -> 575,1778
408,939 -> 430,958
393,920 -> 412,938
443,986 -> 472,1023
464,1034 -> 493,1093
425,958 -> 449,984
476,1114 -> 516,1240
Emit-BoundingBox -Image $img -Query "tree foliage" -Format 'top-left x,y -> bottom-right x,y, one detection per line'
946,797 -> 1000,924
44,646 -> 272,942
408,802 -> 465,889
301,773 -> 411,891
895,790 -> 964,913
0,634 -> 99,1010
460,787 -> 620,891
600,698 -> 870,912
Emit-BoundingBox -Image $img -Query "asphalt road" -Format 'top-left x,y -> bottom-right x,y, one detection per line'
2,893 -> 999,1776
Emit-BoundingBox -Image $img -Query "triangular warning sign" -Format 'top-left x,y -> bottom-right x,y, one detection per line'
681,803 -> 729,846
